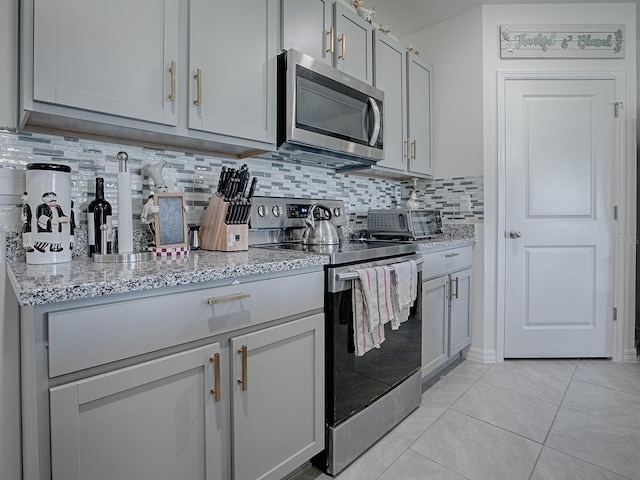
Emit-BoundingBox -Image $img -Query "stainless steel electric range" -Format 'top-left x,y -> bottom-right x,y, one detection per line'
249,197 -> 423,476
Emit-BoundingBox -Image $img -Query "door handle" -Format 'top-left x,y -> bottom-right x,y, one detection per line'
338,34 -> 346,60
237,345 -> 248,392
326,26 -> 334,54
209,353 -> 221,402
509,229 -> 522,239
168,60 -> 176,101
367,97 -> 381,146
193,68 -> 202,106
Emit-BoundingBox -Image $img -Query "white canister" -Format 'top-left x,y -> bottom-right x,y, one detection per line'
24,163 -> 73,264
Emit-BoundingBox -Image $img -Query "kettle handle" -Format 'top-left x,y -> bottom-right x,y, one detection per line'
305,204 -> 332,228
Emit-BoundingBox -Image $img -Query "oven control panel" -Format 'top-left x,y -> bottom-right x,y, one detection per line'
250,196 -> 346,229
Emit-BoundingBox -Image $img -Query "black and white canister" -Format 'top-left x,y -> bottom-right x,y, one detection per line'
24,163 -> 73,264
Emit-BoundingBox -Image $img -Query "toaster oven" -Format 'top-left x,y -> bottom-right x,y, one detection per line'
368,209 -> 442,239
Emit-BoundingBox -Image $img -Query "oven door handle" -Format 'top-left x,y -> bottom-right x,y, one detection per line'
336,258 -> 423,282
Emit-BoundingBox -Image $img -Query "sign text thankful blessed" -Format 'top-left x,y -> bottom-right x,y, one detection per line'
500,25 -> 625,58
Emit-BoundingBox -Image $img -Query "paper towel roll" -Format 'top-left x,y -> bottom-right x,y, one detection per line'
117,152 -> 134,253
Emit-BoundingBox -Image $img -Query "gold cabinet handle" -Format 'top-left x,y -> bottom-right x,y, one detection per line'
193,67 -> 202,106
338,34 -> 346,60
411,140 -> 417,160
168,60 -> 176,101
207,292 -> 251,305
404,140 -> 409,161
237,345 -> 248,392
454,277 -> 459,299
209,353 -> 221,402
326,26 -> 334,54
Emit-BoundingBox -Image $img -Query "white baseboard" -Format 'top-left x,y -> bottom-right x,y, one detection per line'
622,349 -> 639,363
464,347 -> 496,364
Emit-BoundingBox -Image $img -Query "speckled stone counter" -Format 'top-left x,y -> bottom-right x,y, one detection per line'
413,223 -> 477,251
6,248 -> 328,307
5,223 -> 476,307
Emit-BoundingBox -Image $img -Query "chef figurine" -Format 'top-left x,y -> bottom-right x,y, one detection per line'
140,194 -> 160,243
20,191 -> 34,252
406,178 -> 420,210
34,191 -> 69,252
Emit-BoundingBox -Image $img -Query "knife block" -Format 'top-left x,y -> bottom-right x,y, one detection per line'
200,194 -> 248,252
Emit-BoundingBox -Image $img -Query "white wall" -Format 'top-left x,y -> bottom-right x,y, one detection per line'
0,1 -> 21,479
402,7 -> 489,359
482,3 -> 637,359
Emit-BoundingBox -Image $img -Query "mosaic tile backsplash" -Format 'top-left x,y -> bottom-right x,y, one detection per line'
0,128 -> 484,237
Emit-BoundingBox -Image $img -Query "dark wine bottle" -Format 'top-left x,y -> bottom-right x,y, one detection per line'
87,177 -> 112,256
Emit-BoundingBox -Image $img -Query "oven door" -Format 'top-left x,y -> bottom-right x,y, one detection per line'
325,254 -> 423,426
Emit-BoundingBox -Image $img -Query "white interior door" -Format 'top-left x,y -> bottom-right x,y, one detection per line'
504,78 -> 615,358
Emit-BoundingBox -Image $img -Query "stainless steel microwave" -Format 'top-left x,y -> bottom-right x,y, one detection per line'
277,49 -> 384,169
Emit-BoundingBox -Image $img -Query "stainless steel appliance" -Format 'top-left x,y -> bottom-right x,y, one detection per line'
277,49 -> 384,171
368,208 -> 443,240
249,197 -> 422,476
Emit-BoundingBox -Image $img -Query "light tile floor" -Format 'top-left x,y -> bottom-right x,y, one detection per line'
294,358 -> 640,480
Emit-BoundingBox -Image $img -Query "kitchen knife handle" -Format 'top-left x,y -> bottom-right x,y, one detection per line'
193,68 -> 202,106
237,345 -> 248,392
247,177 -> 258,199
209,353 -> 221,402
168,60 -> 176,101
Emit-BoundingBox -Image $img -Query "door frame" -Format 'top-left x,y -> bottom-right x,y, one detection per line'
496,71 -> 634,362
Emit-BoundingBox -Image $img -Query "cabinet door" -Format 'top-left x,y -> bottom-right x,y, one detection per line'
49,344 -> 222,480
189,0 -> 278,144
373,31 -> 407,172
422,275 -> 449,377
449,268 -> 472,356
33,0 -> 179,125
333,3 -> 374,84
232,314 -> 324,480
281,0 -> 332,65
407,53 -> 434,176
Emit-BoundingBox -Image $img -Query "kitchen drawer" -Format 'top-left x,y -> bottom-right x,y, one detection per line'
47,271 -> 323,377
422,245 -> 472,280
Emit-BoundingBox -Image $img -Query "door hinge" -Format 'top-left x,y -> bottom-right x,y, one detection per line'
613,307 -> 618,321
614,102 -> 624,118
613,205 -> 618,220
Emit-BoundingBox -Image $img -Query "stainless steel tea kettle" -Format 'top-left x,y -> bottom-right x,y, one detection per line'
301,204 -> 340,245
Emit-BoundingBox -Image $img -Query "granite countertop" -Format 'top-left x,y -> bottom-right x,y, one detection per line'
5,223 -> 476,307
6,248 -> 329,307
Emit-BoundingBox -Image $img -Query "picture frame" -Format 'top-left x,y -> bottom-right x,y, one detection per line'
153,192 -> 188,248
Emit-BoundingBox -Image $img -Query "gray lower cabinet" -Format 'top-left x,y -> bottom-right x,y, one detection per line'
421,246 -> 472,378
50,344 -> 223,480
231,314 -> 324,480
21,270 -> 325,480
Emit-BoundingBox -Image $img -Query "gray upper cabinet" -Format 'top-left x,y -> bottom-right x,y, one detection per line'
281,0 -> 373,84
189,0 -> 278,144
407,52 -> 435,176
22,0 -> 278,156
31,0 -> 179,126
281,0 -> 333,66
372,32 -> 434,178
373,31 -> 407,172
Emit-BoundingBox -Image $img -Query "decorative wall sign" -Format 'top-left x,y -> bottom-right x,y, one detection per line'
500,24 -> 625,58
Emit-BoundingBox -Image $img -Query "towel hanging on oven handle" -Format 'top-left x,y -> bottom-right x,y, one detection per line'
335,258 -> 424,282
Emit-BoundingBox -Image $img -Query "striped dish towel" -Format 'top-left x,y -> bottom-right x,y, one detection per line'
391,260 -> 418,330
352,265 -> 394,356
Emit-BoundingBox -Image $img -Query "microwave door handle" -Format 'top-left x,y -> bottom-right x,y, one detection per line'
367,97 -> 381,146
